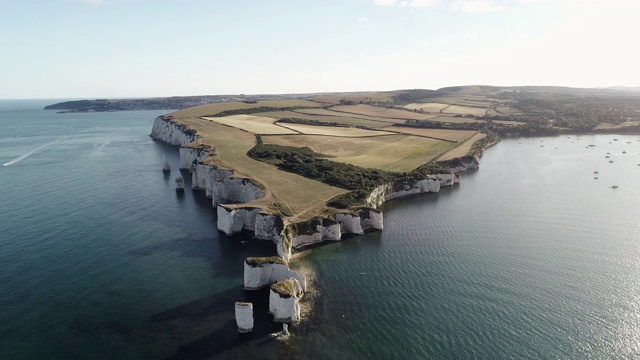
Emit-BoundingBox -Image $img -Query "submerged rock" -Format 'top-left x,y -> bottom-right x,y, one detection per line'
175,176 -> 184,192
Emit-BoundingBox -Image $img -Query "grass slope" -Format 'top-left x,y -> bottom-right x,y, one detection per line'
172,117 -> 345,217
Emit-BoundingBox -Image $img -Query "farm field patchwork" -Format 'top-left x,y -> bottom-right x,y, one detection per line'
428,116 -> 486,124
170,99 -> 323,118
174,118 -> 346,217
262,134 -> 456,172
438,132 -> 488,161
404,102 -> 451,112
442,105 -> 489,116
330,104 -> 434,121
202,115 -> 296,134
253,111 -> 393,128
277,123 -> 395,137
291,108 -> 426,123
389,127 -> 479,142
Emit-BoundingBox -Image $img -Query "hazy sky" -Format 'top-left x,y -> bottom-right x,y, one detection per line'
1,0 -> 638,99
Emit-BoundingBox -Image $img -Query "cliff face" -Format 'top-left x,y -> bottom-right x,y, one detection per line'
214,178 -> 265,205
192,164 -> 234,200
269,278 -> 304,324
150,116 -> 196,146
439,155 -> 480,172
254,213 -> 291,260
290,218 -> 341,249
217,206 -> 261,236
179,147 -> 210,171
244,259 -> 306,291
366,172 -> 461,206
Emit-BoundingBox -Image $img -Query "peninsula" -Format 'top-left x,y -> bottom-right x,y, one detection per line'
49,85 -> 640,330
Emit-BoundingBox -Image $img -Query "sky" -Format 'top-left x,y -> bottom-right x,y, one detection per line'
1,0 -> 639,99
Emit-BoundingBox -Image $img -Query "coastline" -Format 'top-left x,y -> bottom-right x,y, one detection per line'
149,113 -> 498,331
150,114 -> 493,257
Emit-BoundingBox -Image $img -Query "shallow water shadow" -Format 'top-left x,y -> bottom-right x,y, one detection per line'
150,285 -> 246,323
127,234 -> 277,278
159,288 -> 282,360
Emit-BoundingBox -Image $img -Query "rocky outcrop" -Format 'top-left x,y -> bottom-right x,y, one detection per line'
179,147 -> 210,171
150,116 -> 196,146
365,183 -> 392,209
438,155 -> 479,172
254,213 -> 291,260
244,257 -> 306,291
175,176 -> 184,191
290,218 -> 341,249
359,208 -> 384,231
214,178 -> 265,205
269,278 -> 304,324
191,164 -> 234,200
335,208 -> 384,234
335,213 -> 364,235
217,206 -> 261,236
366,172 -> 460,207
234,302 -> 253,333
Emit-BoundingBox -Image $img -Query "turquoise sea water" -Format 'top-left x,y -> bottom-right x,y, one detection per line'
1,100 -> 639,359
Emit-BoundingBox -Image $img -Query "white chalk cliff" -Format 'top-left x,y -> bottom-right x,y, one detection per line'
234,302 -> 253,333
179,147 -> 210,171
244,259 -> 306,291
290,219 -> 341,249
150,116 -> 196,146
217,206 -> 260,236
269,278 -> 304,324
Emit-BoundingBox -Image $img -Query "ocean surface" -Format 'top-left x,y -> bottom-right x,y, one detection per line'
1,100 -> 639,359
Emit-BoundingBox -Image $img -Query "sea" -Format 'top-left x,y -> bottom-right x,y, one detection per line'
1,99 -> 639,359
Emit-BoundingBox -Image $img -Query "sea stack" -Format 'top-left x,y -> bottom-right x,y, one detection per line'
234,302 -> 254,333
175,176 -> 184,191
162,156 -> 170,173
269,278 -> 304,324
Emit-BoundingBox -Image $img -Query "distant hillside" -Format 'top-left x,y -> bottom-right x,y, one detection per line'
44,93 -> 330,113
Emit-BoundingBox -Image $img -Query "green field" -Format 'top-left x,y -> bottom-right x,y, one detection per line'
331,104 -> 434,121
172,118 -> 346,217
278,123 -> 395,137
203,114 -> 297,134
404,102 -> 451,113
253,110 -> 393,128
292,108 -> 419,123
262,134 -> 455,172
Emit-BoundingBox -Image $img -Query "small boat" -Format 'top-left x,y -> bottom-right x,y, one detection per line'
609,160 -> 614,163
611,184 -> 619,189
605,155 -> 610,158
622,151 -> 627,154
593,167 -> 599,174
613,139 -> 619,141
594,177 -> 598,179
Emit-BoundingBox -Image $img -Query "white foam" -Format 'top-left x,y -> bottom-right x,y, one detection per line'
3,137 -> 66,166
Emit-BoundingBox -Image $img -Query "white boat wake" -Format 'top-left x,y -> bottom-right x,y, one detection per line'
2,137 -> 67,167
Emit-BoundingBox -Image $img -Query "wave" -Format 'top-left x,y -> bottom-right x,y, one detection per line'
2,137 -> 67,167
